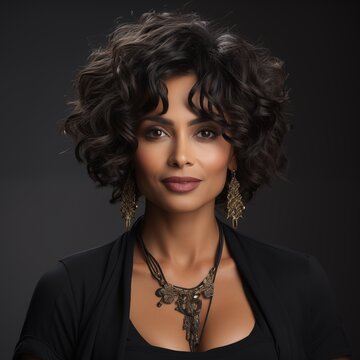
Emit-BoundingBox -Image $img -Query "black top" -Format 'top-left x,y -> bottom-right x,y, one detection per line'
12,215 -> 352,360
125,277 -> 278,359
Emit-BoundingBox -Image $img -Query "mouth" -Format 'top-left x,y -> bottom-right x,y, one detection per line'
161,177 -> 202,193
162,176 -> 201,183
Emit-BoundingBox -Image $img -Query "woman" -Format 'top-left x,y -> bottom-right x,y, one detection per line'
13,10 -> 351,360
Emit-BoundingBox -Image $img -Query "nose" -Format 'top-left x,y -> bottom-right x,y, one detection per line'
167,133 -> 194,168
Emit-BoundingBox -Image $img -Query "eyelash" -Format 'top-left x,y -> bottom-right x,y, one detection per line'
144,127 -> 220,140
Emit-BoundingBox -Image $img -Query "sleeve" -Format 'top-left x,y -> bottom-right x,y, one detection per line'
12,261 -> 78,360
304,254 -> 352,360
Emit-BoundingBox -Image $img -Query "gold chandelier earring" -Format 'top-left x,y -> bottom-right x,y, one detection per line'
119,174 -> 138,230
226,169 -> 246,229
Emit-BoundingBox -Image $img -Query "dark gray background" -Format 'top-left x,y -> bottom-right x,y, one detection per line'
1,0 -> 359,358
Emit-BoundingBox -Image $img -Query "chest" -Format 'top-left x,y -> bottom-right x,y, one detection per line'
129,254 -> 256,352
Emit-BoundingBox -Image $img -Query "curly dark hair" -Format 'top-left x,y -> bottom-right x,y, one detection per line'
59,10 -> 291,210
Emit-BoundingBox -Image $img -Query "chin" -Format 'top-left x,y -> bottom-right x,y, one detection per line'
147,193 -> 215,214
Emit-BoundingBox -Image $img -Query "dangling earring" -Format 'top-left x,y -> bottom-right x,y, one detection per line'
119,174 -> 138,230
226,169 -> 246,229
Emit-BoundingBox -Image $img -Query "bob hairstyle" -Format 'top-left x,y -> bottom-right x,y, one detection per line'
60,10 -> 291,210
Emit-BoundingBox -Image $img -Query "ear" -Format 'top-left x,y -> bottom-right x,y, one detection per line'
228,149 -> 237,172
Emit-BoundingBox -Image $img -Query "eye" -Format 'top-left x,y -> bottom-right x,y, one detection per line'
144,127 -> 167,139
196,128 -> 220,140
143,127 -> 220,140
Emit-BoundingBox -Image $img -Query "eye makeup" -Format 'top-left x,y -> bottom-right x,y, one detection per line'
143,126 -> 220,140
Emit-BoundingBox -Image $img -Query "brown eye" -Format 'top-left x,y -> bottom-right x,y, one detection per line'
196,128 -> 219,139
144,127 -> 167,139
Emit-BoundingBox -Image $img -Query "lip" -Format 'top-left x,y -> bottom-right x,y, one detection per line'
162,177 -> 201,183
162,181 -> 201,193
162,177 -> 202,193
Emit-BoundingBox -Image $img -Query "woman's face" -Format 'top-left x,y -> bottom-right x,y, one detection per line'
134,72 -> 236,213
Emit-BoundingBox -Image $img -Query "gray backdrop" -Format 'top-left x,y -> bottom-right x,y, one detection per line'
1,0 -> 359,358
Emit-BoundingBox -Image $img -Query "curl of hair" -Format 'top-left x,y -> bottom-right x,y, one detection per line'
60,10 -> 291,209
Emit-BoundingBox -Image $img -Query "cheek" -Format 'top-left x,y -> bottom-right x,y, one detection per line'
134,148 -> 152,176
201,142 -> 232,196
133,141 -> 163,195
199,142 -> 231,177
134,140 -> 162,173
203,150 -> 229,172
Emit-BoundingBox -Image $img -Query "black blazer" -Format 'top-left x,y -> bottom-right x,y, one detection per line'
13,215 -> 352,359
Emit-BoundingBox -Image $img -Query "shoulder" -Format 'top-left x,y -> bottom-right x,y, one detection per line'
58,236 -> 119,279
33,232 -> 128,316
59,232 -> 127,293
226,222 -> 312,268
231,233 -> 352,358
223,222 -> 326,291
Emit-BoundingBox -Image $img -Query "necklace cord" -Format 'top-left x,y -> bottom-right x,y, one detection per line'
197,218 -> 224,348
135,217 -> 225,352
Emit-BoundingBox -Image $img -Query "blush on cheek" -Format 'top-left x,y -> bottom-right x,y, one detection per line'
135,139 -> 168,174
134,146 -> 160,194
134,145 -> 153,171
202,151 -> 229,174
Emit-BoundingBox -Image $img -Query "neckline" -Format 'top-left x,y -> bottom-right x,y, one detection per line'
123,215 -> 285,358
127,216 -> 260,354
134,215 -> 225,351
128,318 -> 259,354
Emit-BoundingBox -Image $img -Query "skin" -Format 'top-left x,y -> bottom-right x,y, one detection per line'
20,73 -> 351,358
133,72 -> 236,270
131,72 -> 258,351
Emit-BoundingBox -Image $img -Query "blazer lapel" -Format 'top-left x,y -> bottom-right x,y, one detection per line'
222,221 -> 296,360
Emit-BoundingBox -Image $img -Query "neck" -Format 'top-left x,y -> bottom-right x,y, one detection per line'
139,199 -> 221,269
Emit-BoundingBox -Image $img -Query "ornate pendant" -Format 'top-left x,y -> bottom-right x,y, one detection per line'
135,215 -> 224,352
154,267 -> 216,351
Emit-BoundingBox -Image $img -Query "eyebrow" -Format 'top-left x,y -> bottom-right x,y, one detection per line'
141,115 -> 215,126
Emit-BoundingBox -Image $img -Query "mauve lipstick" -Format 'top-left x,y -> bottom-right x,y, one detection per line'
162,176 -> 202,193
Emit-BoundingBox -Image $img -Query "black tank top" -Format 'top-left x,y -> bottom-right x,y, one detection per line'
124,276 -> 278,359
